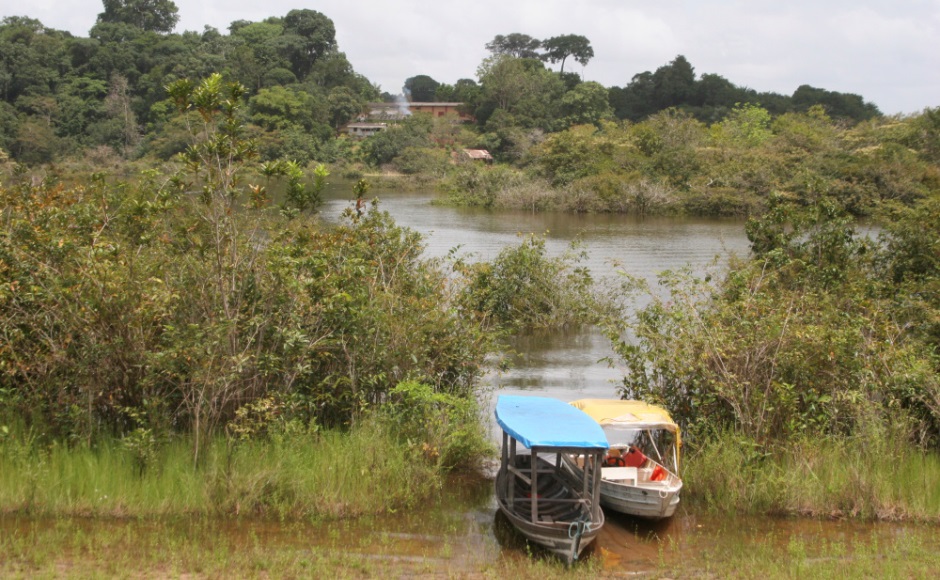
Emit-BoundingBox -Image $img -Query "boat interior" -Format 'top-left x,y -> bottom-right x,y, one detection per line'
600,449 -> 681,488
504,453 -> 591,524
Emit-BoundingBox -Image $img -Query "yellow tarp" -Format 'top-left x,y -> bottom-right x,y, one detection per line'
570,398 -> 681,457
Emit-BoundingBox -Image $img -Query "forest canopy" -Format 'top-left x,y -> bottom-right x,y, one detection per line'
0,7 -> 886,168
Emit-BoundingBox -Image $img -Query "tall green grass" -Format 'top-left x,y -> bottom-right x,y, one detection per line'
683,430 -> 940,521
0,419 -> 440,519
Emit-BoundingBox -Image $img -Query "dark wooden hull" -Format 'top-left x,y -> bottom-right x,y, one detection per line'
495,454 -> 603,564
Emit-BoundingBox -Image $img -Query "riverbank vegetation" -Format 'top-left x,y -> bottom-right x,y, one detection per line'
0,71 -> 602,520
3,0 -> 940,543
442,105 -> 939,216
0,379 -> 495,519
685,431 -> 940,521
603,193 -> 940,520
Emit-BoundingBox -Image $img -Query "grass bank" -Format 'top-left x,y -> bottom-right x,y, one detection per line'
0,419 -> 446,519
682,430 -> 940,522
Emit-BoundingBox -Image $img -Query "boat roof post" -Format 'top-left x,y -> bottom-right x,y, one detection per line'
531,446 -> 539,523
592,452 -> 603,522
507,434 -> 516,509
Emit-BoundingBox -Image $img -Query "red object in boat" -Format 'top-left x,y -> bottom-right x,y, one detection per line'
651,465 -> 666,481
622,446 -> 646,468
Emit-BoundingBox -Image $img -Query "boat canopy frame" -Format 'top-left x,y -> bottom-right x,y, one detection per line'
495,396 -> 609,530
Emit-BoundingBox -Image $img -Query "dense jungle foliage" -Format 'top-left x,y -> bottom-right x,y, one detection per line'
3,3 -> 933,223
0,72 -> 599,467
0,4 -> 906,207
2,1 -> 940,469
605,195 -> 940,449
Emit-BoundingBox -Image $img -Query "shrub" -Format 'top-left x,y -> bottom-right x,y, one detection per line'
605,196 -> 940,446
456,234 -> 597,331
379,381 -> 493,471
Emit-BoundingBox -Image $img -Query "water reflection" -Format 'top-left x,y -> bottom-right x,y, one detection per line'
6,485 -> 937,576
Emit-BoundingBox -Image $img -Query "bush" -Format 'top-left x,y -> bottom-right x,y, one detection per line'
605,196 -> 940,446
379,381 -> 493,471
393,146 -> 451,177
456,234 -> 598,331
441,163 -> 531,208
0,74 -> 495,454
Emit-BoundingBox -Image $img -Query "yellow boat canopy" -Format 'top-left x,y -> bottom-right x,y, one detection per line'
570,399 -> 682,457
570,399 -> 678,431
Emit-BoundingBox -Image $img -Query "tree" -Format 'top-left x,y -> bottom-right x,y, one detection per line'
540,34 -> 593,74
485,33 -> 541,59
12,117 -> 62,164
792,84 -> 881,121
359,113 -> 433,166
609,72 -> 658,121
476,56 -> 530,111
327,86 -> 364,129
437,78 -> 481,105
248,85 -> 318,131
475,55 -> 565,131
404,74 -> 440,102
712,103 -> 772,147
227,21 -> 287,90
279,9 -> 337,80
97,0 -> 180,33
652,55 -> 696,109
696,73 -> 740,108
308,51 -> 353,88
105,74 -> 139,155
560,81 -> 612,127
0,17 -> 71,102
452,78 -> 481,102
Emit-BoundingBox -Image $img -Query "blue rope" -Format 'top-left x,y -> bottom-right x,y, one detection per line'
567,514 -> 594,562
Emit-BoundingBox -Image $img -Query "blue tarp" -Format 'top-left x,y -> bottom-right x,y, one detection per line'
495,395 -> 610,450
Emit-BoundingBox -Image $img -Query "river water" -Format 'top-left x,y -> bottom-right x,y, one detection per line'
322,188 -> 751,418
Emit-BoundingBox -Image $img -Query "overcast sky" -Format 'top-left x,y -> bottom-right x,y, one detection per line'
11,0 -> 940,114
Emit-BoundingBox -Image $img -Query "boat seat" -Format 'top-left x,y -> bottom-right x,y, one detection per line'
602,466 -> 638,485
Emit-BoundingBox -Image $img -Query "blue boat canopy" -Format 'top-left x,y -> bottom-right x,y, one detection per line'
495,395 -> 609,450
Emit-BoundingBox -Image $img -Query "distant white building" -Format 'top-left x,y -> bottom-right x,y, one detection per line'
346,122 -> 388,139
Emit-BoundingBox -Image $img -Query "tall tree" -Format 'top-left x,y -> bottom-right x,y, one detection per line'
476,55 -> 564,130
560,81 -> 611,127
540,34 -> 593,74
280,9 -> 337,80
403,74 -> 440,102
97,0 -> 180,33
327,86 -> 364,129
105,73 -> 139,155
609,71 -> 658,121
652,55 -> 696,109
485,33 -> 541,59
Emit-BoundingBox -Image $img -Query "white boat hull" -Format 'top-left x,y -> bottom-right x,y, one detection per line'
598,478 -> 682,519
563,455 -> 682,520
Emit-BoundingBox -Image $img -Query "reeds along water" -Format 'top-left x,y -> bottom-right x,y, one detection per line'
0,419 -> 442,519
681,431 -> 940,521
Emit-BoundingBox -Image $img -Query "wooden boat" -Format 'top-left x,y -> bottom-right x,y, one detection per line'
494,395 -> 608,565
562,399 -> 683,520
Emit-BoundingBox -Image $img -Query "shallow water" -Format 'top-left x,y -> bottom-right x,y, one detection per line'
4,476 -> 939,576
